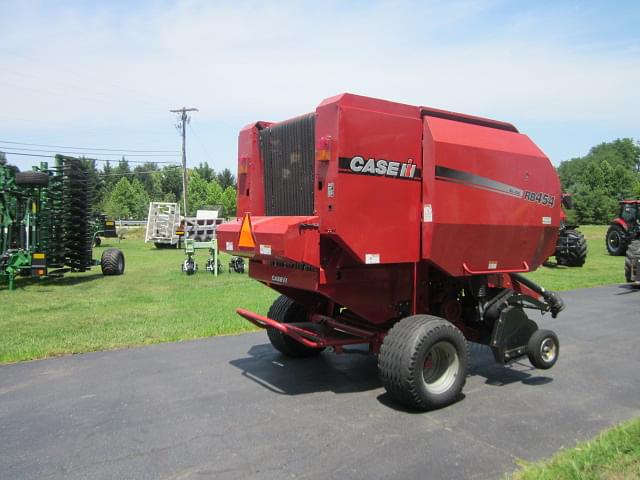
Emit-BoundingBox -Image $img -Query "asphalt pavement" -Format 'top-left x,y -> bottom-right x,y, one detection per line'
1,284 -> 639,479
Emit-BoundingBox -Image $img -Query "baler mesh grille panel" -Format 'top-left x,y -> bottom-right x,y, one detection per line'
260,113 -> 315,216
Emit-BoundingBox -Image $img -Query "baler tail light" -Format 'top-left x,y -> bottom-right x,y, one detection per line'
238,157 -> 249,174
316,136 -> 332,162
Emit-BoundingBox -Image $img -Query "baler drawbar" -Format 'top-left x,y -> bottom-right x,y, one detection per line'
218,93 -> 565,411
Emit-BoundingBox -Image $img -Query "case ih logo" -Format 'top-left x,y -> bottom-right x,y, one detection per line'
339,156 -> 421,181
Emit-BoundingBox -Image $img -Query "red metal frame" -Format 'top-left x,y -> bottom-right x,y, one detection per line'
462,261 -> 529,275
237,308 -> 381,352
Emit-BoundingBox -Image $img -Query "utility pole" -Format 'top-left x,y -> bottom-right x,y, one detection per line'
170,107 -> 198,216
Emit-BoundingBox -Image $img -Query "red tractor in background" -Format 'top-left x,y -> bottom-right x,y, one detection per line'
606,200 -> 640,256
218,94 -> 565,411
552,194 -> 587,267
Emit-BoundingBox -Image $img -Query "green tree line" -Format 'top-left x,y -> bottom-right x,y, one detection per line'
89,159 -> 237,219
557,138 -> 640,224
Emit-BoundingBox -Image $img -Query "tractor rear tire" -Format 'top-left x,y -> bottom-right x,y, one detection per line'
606,224 -> 628,256
266,296 -> 325,357
555,229 -> 587,267
15,171 -> 49,187
379,315 -> 468,411
527,329 -> 559,369
101,248 -> 125,275
624,239 -> 640,283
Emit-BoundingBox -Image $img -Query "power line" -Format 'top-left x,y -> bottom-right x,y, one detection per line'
188,123 -> 215,165
11,55 -> 169,111
0,139 -> 179,153
2,151 -> 179,164
2,151 -> 51,159
1,146 -> 178,157
98,168 -> 180,176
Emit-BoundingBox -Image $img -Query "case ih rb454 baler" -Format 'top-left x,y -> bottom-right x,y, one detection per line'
218,94 -> 565,411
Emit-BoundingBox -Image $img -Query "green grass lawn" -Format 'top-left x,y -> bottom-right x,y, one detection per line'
0,231 -> 277,363
525,225 -> 625,291
0,224 -> 624,364
511,418 -> 640,480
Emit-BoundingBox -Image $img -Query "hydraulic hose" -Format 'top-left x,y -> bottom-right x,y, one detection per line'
511,272 -> 565,318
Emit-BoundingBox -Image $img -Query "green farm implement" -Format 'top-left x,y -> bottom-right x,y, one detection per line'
181,238 -> 221,275
93,213 -> 119,247
0,154 -> 125,290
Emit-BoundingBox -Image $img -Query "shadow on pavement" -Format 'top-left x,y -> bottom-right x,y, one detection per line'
468,343 -> 553,387
230,341 -> 553,399
616,284 -> 640,295
229,343 -> 381,395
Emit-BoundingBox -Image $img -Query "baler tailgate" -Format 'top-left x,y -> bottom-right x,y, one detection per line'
218,215 -> 320,267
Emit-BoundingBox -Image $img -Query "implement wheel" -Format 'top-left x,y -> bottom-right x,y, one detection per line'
101,248 -> 125,275
527,329 -> 559,369
266,296 -> 325,357
555,229 -> 587,267
606,224 -> 627,256
625,239 -> 640,283
15,171 -> 49,187
379,315 -> 468,411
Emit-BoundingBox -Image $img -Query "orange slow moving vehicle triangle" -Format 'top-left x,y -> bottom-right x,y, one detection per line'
238,213 -> 256,248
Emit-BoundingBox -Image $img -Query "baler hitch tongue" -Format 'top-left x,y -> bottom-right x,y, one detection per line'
511,272 -> 565,318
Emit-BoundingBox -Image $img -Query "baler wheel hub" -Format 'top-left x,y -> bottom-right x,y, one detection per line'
539,338 -> 557,363
422,341 -> 460,395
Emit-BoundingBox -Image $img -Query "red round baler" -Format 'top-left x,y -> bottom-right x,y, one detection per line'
217,93 -> 564,411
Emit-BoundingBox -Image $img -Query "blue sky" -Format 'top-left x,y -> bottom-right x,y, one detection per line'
1,0 -> 638,173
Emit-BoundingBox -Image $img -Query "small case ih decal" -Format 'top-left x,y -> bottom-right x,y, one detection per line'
339,156 -> 421,181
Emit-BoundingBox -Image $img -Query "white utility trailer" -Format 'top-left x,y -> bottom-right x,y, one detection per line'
145,202 -> 182,248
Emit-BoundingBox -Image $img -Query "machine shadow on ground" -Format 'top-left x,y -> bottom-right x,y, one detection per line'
4,272 -> 104,292
615,284 -> 640,295
229,343 -> 381,396
229,341 -> 553,399
467,343 -> 553,387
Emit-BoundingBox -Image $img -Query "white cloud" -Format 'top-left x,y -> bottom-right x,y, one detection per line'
1,0 -> 638,165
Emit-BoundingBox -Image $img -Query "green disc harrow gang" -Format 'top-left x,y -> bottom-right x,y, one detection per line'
1,154 -> 125,290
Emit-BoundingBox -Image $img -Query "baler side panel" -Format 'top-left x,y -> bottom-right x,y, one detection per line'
237,122 -> 271,217
315,95 -> 423,264
422,117 -> 561,276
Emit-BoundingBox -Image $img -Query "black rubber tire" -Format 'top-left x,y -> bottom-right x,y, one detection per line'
185,260 -> 196,275
606,224 -> 628,256
266,296 -> 325,357
624,239 -> 640,283
555,229 -> 587,267
94,236 -> 102,247
101,248 -> 125,275
527,329 -> 559,369
378,315 -> 468,411
14,171 -> 49,187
